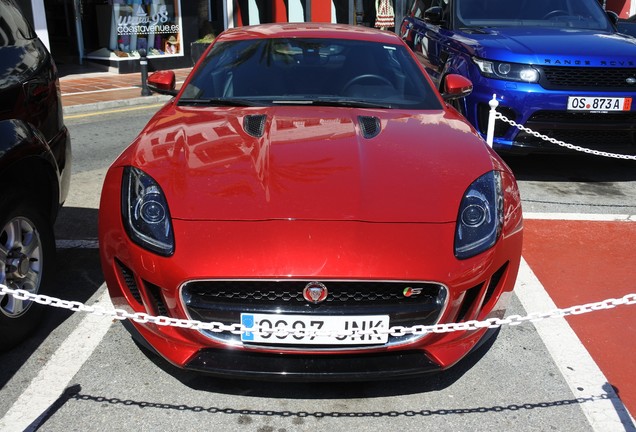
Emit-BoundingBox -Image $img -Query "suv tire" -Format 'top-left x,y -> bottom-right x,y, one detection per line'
0,195 -> 55,351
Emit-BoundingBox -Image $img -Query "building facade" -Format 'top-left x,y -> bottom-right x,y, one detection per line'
606,0 -> 635,18
16,0 -> 635,74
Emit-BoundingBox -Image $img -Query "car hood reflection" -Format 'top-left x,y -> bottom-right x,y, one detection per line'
128,106 -> 496,223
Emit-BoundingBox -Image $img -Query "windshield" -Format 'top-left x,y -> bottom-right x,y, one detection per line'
180,38 -> 441,110
454,0 -> 612,31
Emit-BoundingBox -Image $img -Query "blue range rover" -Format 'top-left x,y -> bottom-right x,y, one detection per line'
400,0 -> 636,154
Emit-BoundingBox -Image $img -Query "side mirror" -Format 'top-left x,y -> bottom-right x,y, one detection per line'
424,6 -> 444,25
606,11 -> 619,26
148,70 -> 178,96
441,74 -> 473,101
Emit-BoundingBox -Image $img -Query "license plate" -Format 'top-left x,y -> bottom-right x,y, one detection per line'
240,313 -> 389,345
567,96 -> 632,112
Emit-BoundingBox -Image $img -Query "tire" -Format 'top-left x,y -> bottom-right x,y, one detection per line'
0,197 -> 55,351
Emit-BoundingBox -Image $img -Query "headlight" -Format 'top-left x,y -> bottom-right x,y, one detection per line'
121,166 -> 174,256
473,58 -> 539,83
454,171 -> 503,259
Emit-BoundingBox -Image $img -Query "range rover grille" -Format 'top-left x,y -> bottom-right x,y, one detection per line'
515,110 -> 636,151
538,66 -> 636,91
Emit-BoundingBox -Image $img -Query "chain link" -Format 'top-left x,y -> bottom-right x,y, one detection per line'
2,284 -> 635,339
493,112 -> 636,160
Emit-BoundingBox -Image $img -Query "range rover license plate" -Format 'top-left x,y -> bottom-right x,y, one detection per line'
240,313 -> 389,345
567,96 -> 632,112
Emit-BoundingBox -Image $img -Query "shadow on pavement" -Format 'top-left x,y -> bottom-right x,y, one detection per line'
0,207 -> 103,389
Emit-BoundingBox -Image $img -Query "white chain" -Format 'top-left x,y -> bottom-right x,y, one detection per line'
2,284 -> 636,338
494,112 -> 636,161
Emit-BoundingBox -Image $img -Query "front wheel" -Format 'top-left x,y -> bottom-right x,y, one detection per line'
0,198 -> 55,351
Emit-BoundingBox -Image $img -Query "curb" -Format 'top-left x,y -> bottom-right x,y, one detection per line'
63,94 -> 173,116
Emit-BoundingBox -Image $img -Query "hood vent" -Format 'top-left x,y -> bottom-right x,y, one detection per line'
358,116 -> 381,139
243,114 -> 267,138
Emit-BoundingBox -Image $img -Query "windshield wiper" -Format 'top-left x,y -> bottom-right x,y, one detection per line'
459,26 -> 493,33
272,98 -> 392,109
313,99 -> 393,109
177,97 -> 262,107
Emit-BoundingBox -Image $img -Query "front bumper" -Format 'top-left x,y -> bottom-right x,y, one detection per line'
99,167 -> 523,379
49,125 -> 72,207
185,348 -> 441,381
465,77 -> 636,154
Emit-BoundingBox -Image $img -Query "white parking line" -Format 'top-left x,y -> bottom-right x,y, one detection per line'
514,258 -> 636,431
0,287 -> 113,432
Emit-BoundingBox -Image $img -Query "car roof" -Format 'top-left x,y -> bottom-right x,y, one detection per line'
217,23 -> 402,44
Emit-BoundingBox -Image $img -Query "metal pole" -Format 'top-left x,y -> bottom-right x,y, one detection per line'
73,0 -> 84,64
486,94 -> 499,147
139,49 -> 151,96
394,0 -> 407,32
349,0 -> 354,24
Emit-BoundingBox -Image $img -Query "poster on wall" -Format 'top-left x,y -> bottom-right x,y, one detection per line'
87,0 -> 183,60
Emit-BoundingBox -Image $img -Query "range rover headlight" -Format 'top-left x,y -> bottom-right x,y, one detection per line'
454,171 -> 503,259
473,58 -> 539,83
121,166 -> 174,256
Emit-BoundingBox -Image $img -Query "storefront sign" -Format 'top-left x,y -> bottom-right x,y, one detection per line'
84,0 -> 185,59
117,4 -> 179,35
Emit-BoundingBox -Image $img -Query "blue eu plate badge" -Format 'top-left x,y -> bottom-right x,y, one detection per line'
241,314 -> 255,341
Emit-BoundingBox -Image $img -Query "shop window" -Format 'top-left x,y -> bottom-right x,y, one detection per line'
87,0 -> 182,60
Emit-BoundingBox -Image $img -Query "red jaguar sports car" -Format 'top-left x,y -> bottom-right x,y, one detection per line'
98,23 -> 523,380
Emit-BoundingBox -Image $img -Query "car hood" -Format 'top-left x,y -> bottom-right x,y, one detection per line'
465,28 -> 636,66
124,105 -> 499,223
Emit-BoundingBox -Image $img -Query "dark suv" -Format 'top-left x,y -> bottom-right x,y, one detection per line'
0,0 -> 72,349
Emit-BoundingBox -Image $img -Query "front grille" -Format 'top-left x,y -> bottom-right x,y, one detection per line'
516,129 -> 636,152
181,280 -> 447,348
185,280 -> 428,304
514,110 -> 636,152
538,66 -> 636,91
527,111 -> 636,124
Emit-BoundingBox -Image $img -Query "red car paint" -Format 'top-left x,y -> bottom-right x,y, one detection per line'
99,23 -> 522,380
